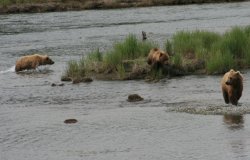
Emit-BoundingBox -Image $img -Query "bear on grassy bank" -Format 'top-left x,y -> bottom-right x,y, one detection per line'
221,69 -> 243,106
147,48 -> 169,69
15,54 -> 54,72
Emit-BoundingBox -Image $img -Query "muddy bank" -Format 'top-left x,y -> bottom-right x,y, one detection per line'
0,0 -> 248,14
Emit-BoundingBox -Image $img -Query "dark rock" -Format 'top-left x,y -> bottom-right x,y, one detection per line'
72,78 -> 81,84
82,77 -> 93,83
51,83 -> 65,86
51,83 -> 56,87
127,94 -> 144,102
61,76 -> 72,82
64,119 -> 78,124
162,64 -> 186,76
72,77 -> 93,84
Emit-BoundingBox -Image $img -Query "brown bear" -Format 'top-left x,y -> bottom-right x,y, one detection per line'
147,48 -> 169,69
221,69 -> 243,105
15,54 -> 54,72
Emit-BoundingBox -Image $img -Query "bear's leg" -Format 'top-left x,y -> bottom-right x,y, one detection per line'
222,90 -> 229,104
31,61 -> 39,70
229,96 -> 238,106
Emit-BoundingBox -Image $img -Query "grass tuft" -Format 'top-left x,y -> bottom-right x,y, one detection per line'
63,58 -> 85,80
167,26 -> 250,74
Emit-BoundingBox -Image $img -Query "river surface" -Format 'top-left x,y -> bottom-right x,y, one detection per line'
1,2 -> 250,160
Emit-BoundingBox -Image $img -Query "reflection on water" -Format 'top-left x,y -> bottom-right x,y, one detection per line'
223,114 -> 244,130
223,114 -> 248,159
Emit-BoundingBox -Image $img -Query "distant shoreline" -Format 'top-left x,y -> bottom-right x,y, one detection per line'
0,0 -> 248,14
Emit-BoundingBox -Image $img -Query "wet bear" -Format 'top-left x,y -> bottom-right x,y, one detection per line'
221,69 -> 243,105
15,54 -> 54,72
147,48 -> 169,69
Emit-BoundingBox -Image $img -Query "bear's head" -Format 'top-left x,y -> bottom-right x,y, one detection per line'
225,69 -> 242,86
42,55 -> 54,65
158,51 -> 169,65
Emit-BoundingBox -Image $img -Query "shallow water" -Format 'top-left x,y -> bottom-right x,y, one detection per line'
1,2 -> 250,160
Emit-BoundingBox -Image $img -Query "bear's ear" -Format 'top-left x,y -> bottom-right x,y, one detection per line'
230,69 -> 235,72
236,71 -> 241,75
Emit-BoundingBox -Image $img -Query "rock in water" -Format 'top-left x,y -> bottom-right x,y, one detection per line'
64,119 -> 78,124
127,94 -> 144,102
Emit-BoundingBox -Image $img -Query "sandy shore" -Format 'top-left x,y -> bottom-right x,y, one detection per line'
0,0 -> 247,14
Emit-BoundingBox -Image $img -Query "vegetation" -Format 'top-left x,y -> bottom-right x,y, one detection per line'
63,58 -> 85,81
63,26 -> 250,81
168,26 -> 250,74
62,34 -> 157,81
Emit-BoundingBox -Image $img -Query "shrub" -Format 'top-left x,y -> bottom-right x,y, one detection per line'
171,30 -> 221,58
84,48 -> 104,72
206,50 -> 235,74
103,34 -> 156,70
63,58 -> 85,80
170,27 -> 250,74
165,39 -> 173,55
220,27 -> 249,58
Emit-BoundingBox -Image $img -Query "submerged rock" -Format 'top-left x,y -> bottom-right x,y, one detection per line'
58,83 -> 65,86
51,83 -> 64,87
127,94 -> 144,102
51,83 -> 56,87
64,119 -> 78,124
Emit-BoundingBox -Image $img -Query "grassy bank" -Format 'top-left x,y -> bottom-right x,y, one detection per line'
168,26 -> 250,74
0,0 -> 248,14
62,26 -> 250,81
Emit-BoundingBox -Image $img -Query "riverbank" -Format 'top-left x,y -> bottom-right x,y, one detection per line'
0,0 -> 248,14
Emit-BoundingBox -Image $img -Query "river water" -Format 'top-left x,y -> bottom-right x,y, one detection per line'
1,2 -> 250,160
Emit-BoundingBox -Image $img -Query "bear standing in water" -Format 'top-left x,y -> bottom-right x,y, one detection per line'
15,54 -> 54,72
221,69 -> 243,106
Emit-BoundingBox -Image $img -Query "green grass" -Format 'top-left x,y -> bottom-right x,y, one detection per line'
103,34 -> 157,70
84,48 -> 103,72
171,30 -> 221,59
165,39 -> 173,55
63,58 -> 85,80
63,26 -> 250,81
102,34 -> 157,78
167,26 -> 250,74
63,34 -> 157,80
221,27 -> 249,58
206,50 -> 235,74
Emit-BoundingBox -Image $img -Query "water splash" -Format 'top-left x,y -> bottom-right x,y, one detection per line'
0,66 -> 15,74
